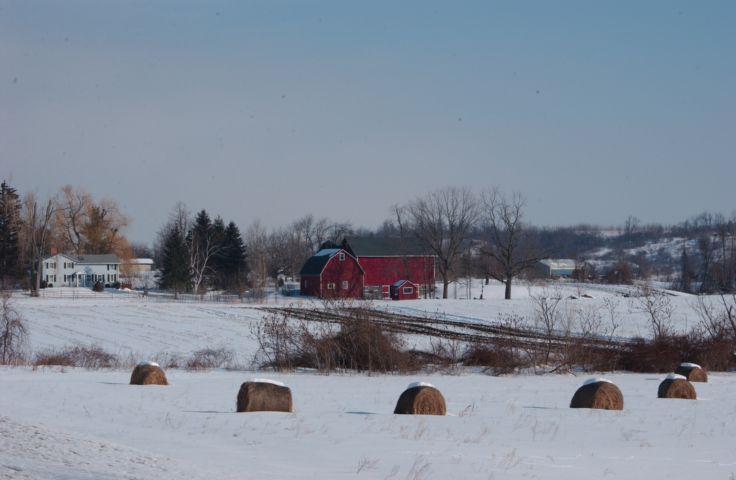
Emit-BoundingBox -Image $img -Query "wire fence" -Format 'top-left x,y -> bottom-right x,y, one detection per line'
15,287 -> 291,305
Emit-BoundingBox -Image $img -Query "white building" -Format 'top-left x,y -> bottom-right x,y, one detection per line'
121,258 -> 156,289
41,254 -> 121,287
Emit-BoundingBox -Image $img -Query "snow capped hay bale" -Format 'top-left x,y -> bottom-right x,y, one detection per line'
658,374 -> 697,400
236,379 -> 293,413
569,378 -> 623,410
393,382 -> 446,416
129,361 -> 168,385
674,362 -> 708,382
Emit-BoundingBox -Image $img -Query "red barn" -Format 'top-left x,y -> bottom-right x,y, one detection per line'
299,238 -> 435,299
343,237 -> 435,299
390,280 -> 419,300
298,248 -> 364,298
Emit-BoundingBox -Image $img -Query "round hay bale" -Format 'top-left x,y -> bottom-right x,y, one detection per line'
130,361 -> 168,385
570,378 -> 623,410
658,374 -> 696,400
236,379 -> 293,413
674,362 -> 708,382
394,382 -> 446,415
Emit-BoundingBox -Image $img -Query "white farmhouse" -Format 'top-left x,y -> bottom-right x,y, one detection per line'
41,253 -> 121,287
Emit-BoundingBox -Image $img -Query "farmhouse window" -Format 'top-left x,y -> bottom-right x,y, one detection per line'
341,280 -> 348,289
403,287 -> 413,294
327,282 -> 336,290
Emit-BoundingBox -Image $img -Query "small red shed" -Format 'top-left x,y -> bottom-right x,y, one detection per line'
390,280 -> 419,300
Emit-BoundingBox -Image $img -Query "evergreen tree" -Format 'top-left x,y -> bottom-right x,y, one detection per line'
215,221 -> 248,292
159,224 -> 191,295
0,181 -> 22,285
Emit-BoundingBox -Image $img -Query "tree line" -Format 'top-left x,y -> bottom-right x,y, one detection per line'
0,182 -> 130,293
2,179 -> 734,298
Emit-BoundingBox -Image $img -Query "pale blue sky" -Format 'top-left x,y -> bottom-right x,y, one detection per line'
2,1 -> 734,242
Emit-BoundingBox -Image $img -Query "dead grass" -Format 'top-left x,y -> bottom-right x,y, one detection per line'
33,345 -> 118,369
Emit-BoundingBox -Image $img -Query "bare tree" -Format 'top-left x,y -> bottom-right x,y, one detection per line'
0,292 -> 26,364
692,293 -> 736,340
55,185 -> 91,254
402,187 -> 479,299
244,221 -> 269,300
529,286 -> 564,363
54,185 -> 131,258
22,193 -> 57,295
632,284 -> 676,340
481,189 -> 542,300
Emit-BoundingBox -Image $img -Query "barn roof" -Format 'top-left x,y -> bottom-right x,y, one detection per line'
299,251 -> 334,276
343,237 -> 433,257
391,279 -> 415,288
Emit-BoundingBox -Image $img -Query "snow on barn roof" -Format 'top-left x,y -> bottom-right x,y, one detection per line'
391,279 -> 414,288
299,249 -> 343,276
314,248 -> 340,257
539,259 -> 576,270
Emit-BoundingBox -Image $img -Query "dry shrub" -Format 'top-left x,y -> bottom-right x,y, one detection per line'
236,381 -> 292,412
34,345 -> 118,369
130,363 -> 168,385
394,384 -> 446,415
674,363 -> 708,382
562,340 -> 622,373
252,308 -> 410,373
620,335 -> 735,373
462,342 -> 527,375
186,347 -> 235,370
570,380 -> 624,410
322,316 -> 409,372
150,352 -> 182,370
657,377 -> 696,399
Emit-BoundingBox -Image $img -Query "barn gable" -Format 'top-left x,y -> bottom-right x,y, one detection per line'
299,248 -> 364,298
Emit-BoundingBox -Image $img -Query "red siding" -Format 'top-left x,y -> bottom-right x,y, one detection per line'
320,254 -> 364,298
358,256 -> 435,289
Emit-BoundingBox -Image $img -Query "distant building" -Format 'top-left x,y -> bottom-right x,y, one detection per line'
299,237 -> 435,299
123,258 -> 154,273
535,259 -> 577,278
298,248 -> 364,298
41,253 -> 120,287
389,279 -> 419,300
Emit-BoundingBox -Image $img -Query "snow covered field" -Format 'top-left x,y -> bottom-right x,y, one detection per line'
3,283 -> 733,479
15,281 -> 702,362
2,368 -> 735,479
